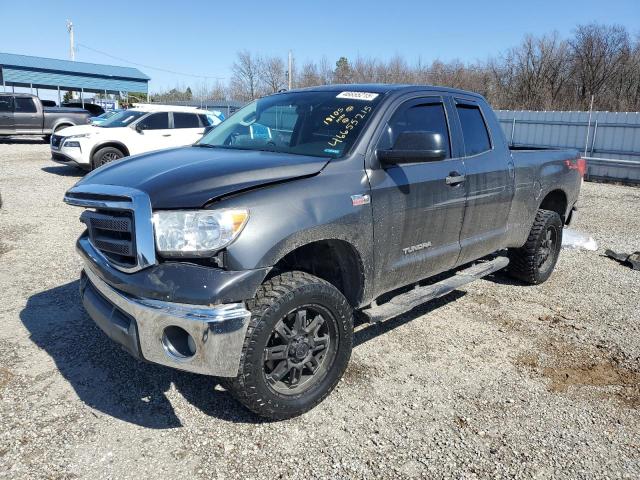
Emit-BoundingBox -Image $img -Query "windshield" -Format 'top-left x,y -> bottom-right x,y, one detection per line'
197,90 -> 384,158
99,110 -> 146,128
97,110 -> 119,119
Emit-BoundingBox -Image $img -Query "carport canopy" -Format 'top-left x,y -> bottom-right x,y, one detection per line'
0,52 -> 150,101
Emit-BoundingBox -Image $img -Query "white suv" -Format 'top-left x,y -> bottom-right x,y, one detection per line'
51,105 -> 221,170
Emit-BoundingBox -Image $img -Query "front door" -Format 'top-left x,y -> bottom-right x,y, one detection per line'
451,98 -> 514,265
132,112 -> 175,153
368,96 -> 467,295
13,97 -> 41,133
0,95 -> 14,134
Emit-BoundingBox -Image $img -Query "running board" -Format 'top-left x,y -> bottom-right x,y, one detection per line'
361,256 -> 509,324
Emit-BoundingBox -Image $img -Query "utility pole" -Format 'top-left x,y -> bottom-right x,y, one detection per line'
66,20 -> 75,61
288,51 -> 293,90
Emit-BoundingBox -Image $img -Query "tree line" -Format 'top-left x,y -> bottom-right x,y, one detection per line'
156,23 -> 640,112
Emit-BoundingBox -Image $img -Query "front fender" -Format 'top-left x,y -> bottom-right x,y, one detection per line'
219,164 -> 375,296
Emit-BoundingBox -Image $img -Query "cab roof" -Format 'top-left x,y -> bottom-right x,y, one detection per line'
289,83 -> 484,99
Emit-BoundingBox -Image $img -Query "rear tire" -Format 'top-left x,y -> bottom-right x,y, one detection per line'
507,209 -> 563,284
227,271 -> 353,420
92,146 -> 124,170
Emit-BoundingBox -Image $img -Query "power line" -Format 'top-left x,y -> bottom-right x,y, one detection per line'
76,43 -> 227,80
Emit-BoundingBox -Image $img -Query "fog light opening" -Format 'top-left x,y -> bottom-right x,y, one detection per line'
162,326 -> 196,360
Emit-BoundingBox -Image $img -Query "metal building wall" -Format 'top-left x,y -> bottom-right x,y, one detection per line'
496,110 -> 640,184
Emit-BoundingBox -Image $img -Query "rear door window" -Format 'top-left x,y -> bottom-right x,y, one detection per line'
173,112 -> 201,128
14,97 -> 37,113
455,103 -> 491,156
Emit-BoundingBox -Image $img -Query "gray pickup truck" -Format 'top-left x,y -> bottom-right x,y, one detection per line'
64,84 -> 584,419
0,93 -> 90,140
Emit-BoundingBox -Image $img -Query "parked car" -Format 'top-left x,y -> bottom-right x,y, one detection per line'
61,102 -> 105,117
64,84 -> 584,419
51,105 -> 221,170
90,109 -> 123,125
0,93 -> 91,141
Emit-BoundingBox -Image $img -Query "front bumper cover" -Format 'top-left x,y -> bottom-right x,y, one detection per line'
81,265 -> 251,377
76,234 -> 266,377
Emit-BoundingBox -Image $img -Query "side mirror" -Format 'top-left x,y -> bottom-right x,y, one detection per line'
135,123 -> 145,133
377,131 -> 447,165
203,125 -> 216,136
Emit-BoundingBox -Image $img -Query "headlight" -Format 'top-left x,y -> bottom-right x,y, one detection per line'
152,209 -> 249,256
66,133 -> 92,139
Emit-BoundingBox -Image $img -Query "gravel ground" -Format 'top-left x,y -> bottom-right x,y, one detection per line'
1,139 -> 639,479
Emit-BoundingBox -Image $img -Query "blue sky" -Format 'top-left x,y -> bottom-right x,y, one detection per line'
1,0 -> 639,93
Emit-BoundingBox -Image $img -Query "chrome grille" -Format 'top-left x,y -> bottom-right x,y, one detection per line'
64,185 -> 156,273
81,210 -> 136,268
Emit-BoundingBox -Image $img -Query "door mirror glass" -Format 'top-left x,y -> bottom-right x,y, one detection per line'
135,122 -> 145,133
378,131 -> 447,165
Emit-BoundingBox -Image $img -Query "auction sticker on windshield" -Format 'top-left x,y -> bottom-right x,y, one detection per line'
336,91 -> 379,101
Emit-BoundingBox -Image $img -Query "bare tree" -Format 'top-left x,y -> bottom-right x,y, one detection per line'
261,56 -> 287,93
569,23 -> 631,108
297,61 -> 322,88
231,50 -> 263,101
220,24 -> 640,112
318,56 -> 334,85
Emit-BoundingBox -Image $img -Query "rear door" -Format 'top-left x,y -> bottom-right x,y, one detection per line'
451,97 -> 514,265
0,95 -> 14,134
171,112 -> 205,146
13,97 -> 41,133
368,95 -> 467,294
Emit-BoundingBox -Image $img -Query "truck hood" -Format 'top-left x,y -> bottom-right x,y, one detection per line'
76,146 -> 330,208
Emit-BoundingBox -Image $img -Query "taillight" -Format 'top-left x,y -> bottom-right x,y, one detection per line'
576,158 -> 587,177
565,157 -> 587,178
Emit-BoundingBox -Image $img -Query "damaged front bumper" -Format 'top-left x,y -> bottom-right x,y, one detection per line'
77,237 -> 267,377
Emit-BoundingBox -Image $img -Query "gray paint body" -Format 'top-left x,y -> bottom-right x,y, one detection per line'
0,93 -> 90,135
74,85 -> 582,308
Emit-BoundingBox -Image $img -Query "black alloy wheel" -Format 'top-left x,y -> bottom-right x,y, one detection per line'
263,304 -> 338,395
227,271 -> 353,420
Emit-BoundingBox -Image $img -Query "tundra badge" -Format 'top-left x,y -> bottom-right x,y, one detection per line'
403,242 -> 432,255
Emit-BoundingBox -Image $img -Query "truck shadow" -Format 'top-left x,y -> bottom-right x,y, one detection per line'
353,290 -> 466,347
20,281 -> 263,429
20,281 -> 469,428
41,165 -> 85,177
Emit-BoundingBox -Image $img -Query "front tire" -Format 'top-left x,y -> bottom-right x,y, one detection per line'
92,146 -> 124,170
227,271 -> 353,420
508,209 -> 563,284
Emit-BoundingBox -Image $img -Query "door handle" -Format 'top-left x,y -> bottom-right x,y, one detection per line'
445,172 -> 466,186
162,134 -> 171,137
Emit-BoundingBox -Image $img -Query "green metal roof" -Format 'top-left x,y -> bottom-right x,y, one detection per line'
0,52 -> 150,80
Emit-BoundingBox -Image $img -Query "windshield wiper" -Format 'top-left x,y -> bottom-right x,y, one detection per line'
192,144 -> 250,150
